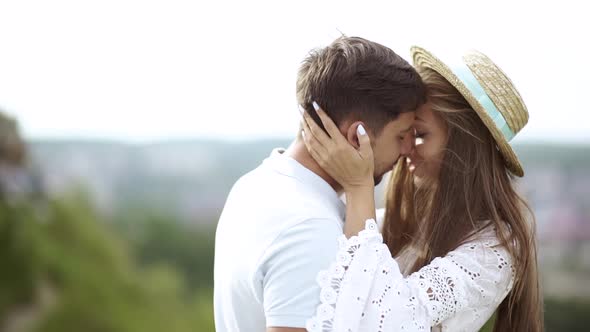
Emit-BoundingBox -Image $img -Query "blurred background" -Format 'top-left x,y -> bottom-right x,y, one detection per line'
1,0 -> 589,331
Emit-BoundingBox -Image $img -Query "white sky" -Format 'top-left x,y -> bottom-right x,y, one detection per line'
0,0 -> 588,143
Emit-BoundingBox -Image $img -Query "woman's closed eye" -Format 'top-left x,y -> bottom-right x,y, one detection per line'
414,131 -> 427,145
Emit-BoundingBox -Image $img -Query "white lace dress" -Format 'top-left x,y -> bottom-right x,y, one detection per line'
306,219 -> 514,332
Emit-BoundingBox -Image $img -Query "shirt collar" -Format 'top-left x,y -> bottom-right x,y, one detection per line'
264,148 -> 345,221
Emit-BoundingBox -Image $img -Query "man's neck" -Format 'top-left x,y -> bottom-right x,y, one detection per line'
284,139 -> 343,194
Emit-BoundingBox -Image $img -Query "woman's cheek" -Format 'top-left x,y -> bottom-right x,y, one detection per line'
414,144 -> 426,162
416,139 -> 435,161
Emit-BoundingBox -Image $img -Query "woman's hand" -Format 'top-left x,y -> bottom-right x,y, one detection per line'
301,101 -> 377,237
300,102 -> 375,191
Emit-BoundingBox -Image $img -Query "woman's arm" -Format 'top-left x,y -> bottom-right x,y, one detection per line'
300,103 -> 375,237
342,186 -> 376,237
306,222 -> 514,332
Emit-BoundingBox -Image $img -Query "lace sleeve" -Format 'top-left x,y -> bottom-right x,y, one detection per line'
306,220 -> 515,332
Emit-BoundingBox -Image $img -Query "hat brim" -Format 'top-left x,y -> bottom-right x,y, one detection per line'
410,46 -> 524,177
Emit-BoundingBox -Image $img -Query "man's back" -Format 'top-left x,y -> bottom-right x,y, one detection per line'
214,149 -> 344,331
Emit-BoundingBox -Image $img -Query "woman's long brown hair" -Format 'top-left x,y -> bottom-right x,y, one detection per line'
383,67 -> 544,331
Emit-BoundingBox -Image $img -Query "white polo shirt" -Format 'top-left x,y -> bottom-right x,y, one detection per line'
214,148 -> 345,331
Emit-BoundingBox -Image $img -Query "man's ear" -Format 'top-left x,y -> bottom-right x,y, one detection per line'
345,121 -> 366,149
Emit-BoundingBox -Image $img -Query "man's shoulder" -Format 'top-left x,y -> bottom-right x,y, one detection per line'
258,216 -> 343,277
230,161 -> 288,193
230,166 -> 326,209
287,215 -> 343,234
267,217 -> 343,256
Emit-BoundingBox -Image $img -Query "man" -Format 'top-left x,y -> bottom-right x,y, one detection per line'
214,36 -> 426,332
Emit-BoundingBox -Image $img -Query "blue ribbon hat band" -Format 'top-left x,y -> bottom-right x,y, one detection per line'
451,60 -> 516,142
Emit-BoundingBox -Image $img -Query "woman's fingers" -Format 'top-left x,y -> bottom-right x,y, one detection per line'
301,114 -> 328,158
356,124 -> 374,161
300,105 -> 334,150
312,101 -> 348,144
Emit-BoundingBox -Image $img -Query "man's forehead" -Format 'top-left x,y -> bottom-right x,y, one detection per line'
396,112 -> 415,127
382,112 -> 415,133
400,125 -> 413,134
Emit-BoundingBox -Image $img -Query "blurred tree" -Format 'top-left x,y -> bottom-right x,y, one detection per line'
0,111 -> 26,167
114,211 -> 215,292
0,192 -> 215,332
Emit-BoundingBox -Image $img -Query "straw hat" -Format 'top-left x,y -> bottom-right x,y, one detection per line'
411,46 -> 528,177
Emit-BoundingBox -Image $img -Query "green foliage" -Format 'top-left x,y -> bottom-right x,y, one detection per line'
114,211 -> 215,292
0,194 -> 215,332
0,201 -> 42,319
478,298 -> 590,332
479,315 -> 494,332
544,297 -> 590,332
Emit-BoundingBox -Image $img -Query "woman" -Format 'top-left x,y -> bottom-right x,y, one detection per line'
301,47 -> 543,331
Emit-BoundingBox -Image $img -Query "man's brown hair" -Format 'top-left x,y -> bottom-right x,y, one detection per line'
297,36 -> 427,135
